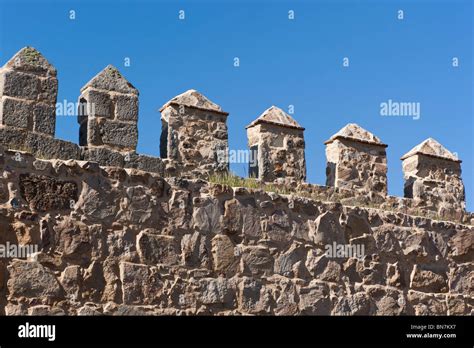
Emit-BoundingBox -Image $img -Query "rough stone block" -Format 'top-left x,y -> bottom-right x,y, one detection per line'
0,125 -> 27,150
24,132 -> 81,160
211,234 -> 236,274
38,77 -> 58,104
19,173 -> 78,211
98,120 -> 138,150
114,94 -> 138,121
85,118 -> 103,146
137,232 -> 180,265
7,260 -> 63,299
81,146 -> 124,167
81,89 -> 113,118
0,96 -> 32,129
119,262 -> 162,305
33,103 -> 56,135
124,153 -> 164,174
0,69 -> 39,100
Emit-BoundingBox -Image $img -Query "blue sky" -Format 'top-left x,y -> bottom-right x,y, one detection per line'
0,0 -> 472,210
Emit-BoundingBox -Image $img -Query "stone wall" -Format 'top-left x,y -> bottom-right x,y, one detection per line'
0,146 -> 472,316
0,47 -> 468,222
0,47 -> 472,316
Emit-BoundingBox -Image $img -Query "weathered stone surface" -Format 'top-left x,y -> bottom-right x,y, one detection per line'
274,243 -> 306,277
24,131 -> 81,160
80,89 -> 113,118
223,198 -> 243,234
80,117 -> 138,151
332,292 -> 372,315
310,211 -> 346,247
448,263 -> 473,295
124,153 -> 164,174
119,262 -> 162,304
237,277 -> 269,314
401,138 -> 460,162
19,173 -> 78,212
0,97 -> 32,129
364,285 -> 406,315
4,47 -> 57,77
0,69 -> 41,100
199,277 -> 235,306
299,281 -> 331,314
409,265 -> 447,293
344,211 -> 372,238
0,139 -> 470,317
247,106 -> 304,130
0,47 -> 58,144
81,65 -> 138,95
161,89 -> 222,112
448,229 -> 473,262
407,290 -> 447,315
326,123 -> 384,146
192,197 -> 222,234
325,124 -> 387,194
77,305 -> 102,316
114,94 -> 138,121
160,90 -> 229,178
240,245 -> 273,276
137,231 -> 180,265
60,265 -> 82,298
0,131 -> 76,162
247,107 -> 306,183
32,103 -> 56,135
54,217 -> 91,265
211,234 -> 236,275
7,260 -> 63,299
81,146 -> 124,167
402,139 -> 465,220
181,232 -> 209,268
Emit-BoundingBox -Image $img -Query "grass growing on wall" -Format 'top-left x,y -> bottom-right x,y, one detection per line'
208,172 -> 292,195
208,172 -> 473,226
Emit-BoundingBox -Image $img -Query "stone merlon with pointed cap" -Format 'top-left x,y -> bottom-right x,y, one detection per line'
247,106 -> 306,183
0,47 -> 58,136
4,46 -> 57,77
401,137 -> 460,162
325,123 -> 387,194
81,65 -> 138,95
160,89 -> 228,115
78,65 -> 139,151
324,123 -> 387,147
246,106 -> 304,130
401,138 -> 465,218
159,89 -> 229,177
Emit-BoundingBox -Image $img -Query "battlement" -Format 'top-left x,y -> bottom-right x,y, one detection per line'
0,144 -> 472,316
0,47 -> 469,222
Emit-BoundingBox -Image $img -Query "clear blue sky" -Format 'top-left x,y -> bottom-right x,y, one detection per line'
1,0 -> 472,210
